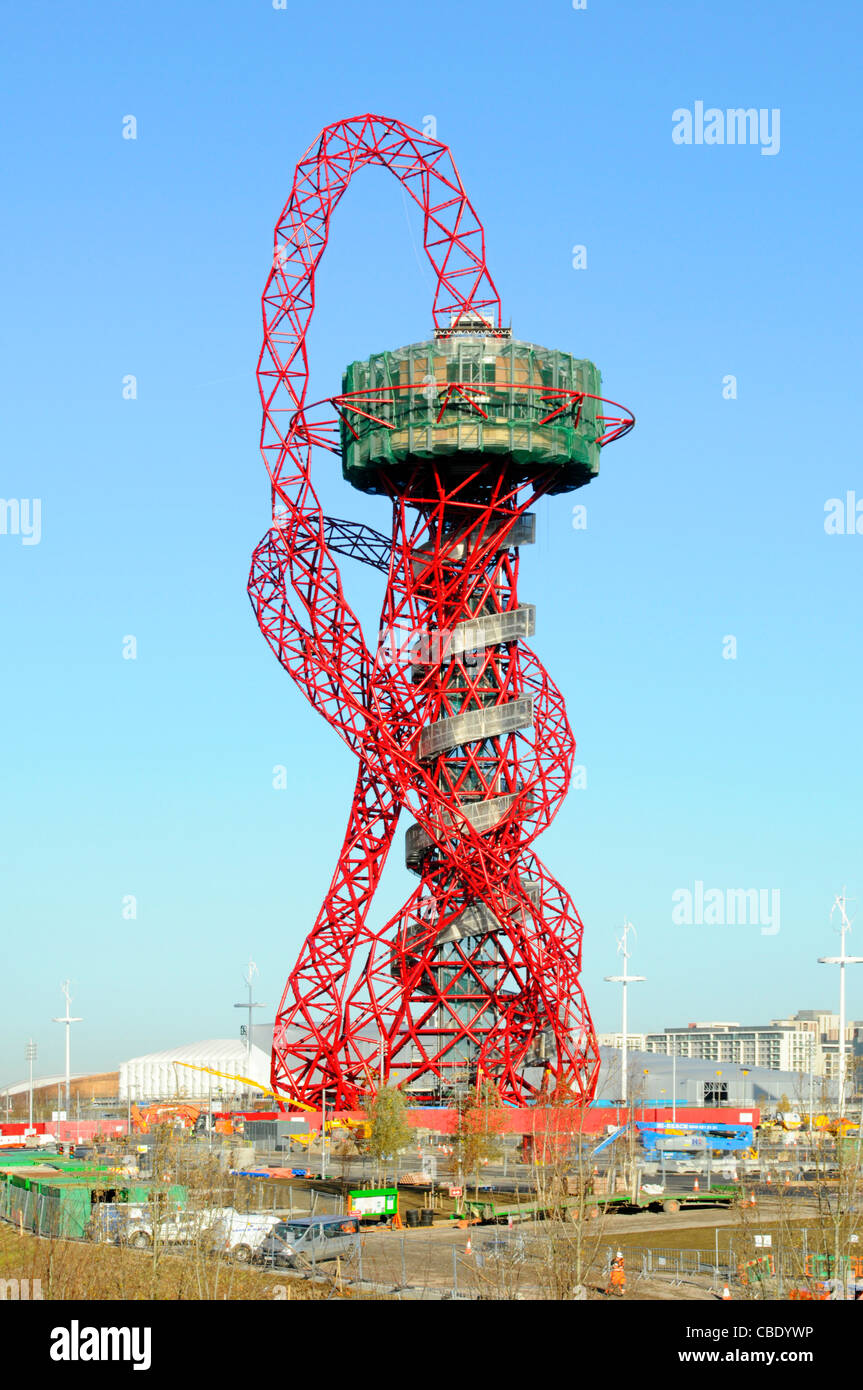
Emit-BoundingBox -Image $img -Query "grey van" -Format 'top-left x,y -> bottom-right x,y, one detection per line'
259,1215 -> 360,1268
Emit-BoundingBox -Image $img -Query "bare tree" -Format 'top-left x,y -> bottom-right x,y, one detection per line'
451,1079 -> 506,1198
529,1091 -> 609,1299
360,1085 -> 413,1187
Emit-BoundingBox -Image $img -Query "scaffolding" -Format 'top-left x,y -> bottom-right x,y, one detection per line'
340,337 -> 603,494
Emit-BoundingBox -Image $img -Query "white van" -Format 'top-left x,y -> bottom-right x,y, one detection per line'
123,1207 -> 221,1250
212,1208 -> 283,1263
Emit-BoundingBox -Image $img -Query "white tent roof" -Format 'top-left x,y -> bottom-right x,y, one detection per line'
119,1039 -> 272,1101
0,1073 -> 89,1098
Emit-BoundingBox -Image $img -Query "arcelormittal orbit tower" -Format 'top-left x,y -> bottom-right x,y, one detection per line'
248,116 -> 634,1110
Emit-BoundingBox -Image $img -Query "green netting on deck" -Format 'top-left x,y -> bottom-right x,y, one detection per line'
340,337 -> 603,495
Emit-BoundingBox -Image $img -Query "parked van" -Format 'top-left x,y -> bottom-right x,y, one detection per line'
259,1215 -> 360,1268
88,1203 -> 148,1245
213,1209 -> 284,1263
122,1207 -> 221,1250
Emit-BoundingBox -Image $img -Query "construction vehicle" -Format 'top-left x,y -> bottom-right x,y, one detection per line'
457,1182 -> 744,1224
760,1114 -> 793,1134
764,1112 -> 861,1137
829,1116 -> 860,1137
170,1061 -> 370,1140
573,1122 -> 747,1217
130,1103 -> 201,1135
590,1121 -> 754,1162
637,1121 -> 755,1159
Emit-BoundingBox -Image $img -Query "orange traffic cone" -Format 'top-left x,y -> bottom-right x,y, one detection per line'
766,1172 -> 772,1185
721,1285 -> 732,1301
466,1237 -> 472,1255
693,1177 -> 700,1192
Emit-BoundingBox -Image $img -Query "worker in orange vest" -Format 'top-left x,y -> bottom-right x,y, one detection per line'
605,1250 -> 626,1297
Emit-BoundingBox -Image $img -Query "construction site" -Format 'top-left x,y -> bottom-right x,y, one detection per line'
2,119 -> 862,1322
3,1084 -> 862,1304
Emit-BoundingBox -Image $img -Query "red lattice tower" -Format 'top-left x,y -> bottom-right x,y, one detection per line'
248,115 -> 634,1108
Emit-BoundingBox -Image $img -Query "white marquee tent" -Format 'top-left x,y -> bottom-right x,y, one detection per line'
118,1039 -> 271,1101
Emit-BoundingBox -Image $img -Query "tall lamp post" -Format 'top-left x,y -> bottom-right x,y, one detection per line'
818,891 -> 863,1120
321,1089 -> 328,1181
26,1040 -> 37,1129
52,981 -> 82,1116
605,919 -> 646,1109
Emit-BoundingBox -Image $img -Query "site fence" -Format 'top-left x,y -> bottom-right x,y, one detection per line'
0,1179 -> 344,1244
604,1245 -> 738,1287
0,1184 -> 65,1239
242,1178 -> 344,1219
349,1233 -> 522,1300
603,1243 -> 833,1294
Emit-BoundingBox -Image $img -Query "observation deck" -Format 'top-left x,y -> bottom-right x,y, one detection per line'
335,335 -> 633,496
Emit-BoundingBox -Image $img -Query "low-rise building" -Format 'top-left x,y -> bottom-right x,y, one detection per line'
643,1009 -> 863,1079
596,1031 -> 647,1052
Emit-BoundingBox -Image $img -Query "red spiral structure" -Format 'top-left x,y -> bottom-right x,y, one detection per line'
248,116 -> 633,1109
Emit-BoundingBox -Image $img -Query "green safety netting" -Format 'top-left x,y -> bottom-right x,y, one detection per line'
339,337 -> 603,495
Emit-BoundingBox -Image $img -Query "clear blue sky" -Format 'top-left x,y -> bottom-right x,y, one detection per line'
2,0 -> 861,1085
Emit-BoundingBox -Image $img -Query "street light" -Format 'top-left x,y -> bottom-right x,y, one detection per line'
25,1040 -> 37,1129
818,891 -> 863,1119
604,919 -> 646,1108
321,1089 -> 328,1180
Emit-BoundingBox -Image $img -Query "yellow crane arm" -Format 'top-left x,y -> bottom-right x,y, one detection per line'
170,1061 -> 367,1130
172,1060 -> 315,1113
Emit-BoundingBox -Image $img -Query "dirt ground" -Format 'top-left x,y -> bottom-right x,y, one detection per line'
341,1194 -> 823,1300
602,1196 -> 820,1241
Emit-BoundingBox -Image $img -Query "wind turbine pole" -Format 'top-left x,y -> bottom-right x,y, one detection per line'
819,892 -> 863,1119
234,959 -> 264,1066
605,920 -> 646,1108
52,981 -> 82,1116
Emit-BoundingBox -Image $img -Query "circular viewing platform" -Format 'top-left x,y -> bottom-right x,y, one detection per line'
327,336 -> 633,496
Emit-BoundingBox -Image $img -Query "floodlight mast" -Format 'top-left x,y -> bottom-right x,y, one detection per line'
26,1040 -> 37,1128
818,891 -> 863,1118
604,920 -> 646,1107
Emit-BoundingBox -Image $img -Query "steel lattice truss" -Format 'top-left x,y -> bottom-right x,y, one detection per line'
248,115 -> 629,1108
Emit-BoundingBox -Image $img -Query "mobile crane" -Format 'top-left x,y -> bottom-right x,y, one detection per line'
170,1061 -> 368,1140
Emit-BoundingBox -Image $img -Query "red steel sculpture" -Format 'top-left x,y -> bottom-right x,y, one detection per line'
248,116 -> 633,1109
